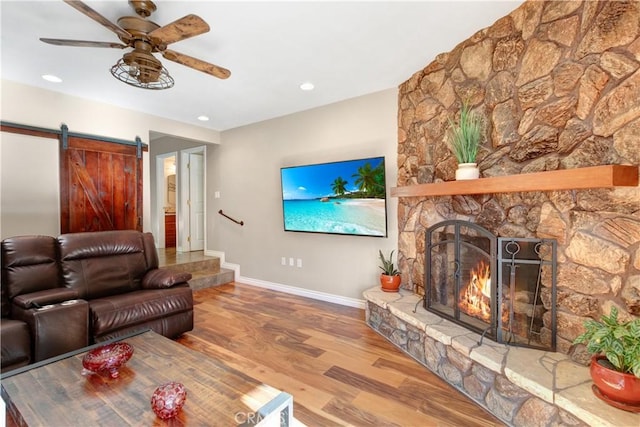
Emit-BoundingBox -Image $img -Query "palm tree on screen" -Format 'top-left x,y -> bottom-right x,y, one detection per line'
353,162 -> 380,197
331,177 -> 348,196
352,162 -> 385,198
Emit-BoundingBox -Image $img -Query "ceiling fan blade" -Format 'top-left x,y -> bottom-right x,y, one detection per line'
149,15 -> 209,45
63,0 -> 131,40
40,38 -> 127,49
163,50 -> 230,79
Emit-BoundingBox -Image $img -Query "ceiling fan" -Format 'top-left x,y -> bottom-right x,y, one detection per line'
40,0 -> 231,89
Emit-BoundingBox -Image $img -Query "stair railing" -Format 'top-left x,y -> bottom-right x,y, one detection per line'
218,210 -> 244,226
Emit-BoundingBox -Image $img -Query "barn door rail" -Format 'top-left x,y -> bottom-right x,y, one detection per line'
218,210 -> 244,226
0,121 -> 148,158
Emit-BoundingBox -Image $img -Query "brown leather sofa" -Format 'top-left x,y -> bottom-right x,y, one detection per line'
1,230 -> 193,373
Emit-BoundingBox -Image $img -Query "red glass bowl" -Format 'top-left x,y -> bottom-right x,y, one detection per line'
151,382 -> 187,419
82,342 -> 134,379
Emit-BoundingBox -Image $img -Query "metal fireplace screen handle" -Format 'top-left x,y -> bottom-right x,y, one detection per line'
528,242 -> 545,346
505,241 -> 520,344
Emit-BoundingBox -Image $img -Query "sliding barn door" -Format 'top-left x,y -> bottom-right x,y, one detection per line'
60,136 -> 142,233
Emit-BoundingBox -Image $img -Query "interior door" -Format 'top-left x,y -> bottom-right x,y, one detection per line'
188,152 -> 205,251
60,137 -> 142,233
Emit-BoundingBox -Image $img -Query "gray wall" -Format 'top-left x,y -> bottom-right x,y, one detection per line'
209,89 -> 399,301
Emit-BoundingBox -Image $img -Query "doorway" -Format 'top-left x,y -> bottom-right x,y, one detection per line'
180,147 -> 205,251
155,152 -> 177,248
154,146 -> 205,251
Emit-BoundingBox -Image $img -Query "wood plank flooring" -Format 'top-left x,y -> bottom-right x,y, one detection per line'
177,283 -> 505,426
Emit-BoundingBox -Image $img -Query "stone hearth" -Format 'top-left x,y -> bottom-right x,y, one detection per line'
364,287 -> 639,427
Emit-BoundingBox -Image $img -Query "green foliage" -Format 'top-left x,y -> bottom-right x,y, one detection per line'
378,250 -> 399,276
573,307 -> 640,378
328,161 -> 386,200
331,176 -> 348,196
352,162 -> 386,198
447,102 -> 484,163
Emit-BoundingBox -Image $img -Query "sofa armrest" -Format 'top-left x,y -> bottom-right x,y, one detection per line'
12,288 -> 79,309
142,269 -> 192,289
11,300 -> 89,363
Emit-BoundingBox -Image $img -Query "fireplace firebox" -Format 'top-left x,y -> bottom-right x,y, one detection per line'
424,220 -> 557,351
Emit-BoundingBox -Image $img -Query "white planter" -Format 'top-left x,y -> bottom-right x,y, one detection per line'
455,163 -> 480,180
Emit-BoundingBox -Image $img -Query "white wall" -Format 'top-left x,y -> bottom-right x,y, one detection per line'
0,79 -> 220,235
0,133 -> 60,238
210,89 -> 398,302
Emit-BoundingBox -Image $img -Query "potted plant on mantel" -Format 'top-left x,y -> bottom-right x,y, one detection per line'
573,307 -> 640,412
447,102 -> 484,180
378,250 -> 401,292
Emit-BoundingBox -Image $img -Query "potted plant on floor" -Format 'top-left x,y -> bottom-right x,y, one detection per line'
378,250 -> 401,292
573,307 -> 640,411
447,102 -> 484,180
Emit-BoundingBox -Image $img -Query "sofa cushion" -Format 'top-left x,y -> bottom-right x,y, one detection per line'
58,230 -> 148,299
1,318 -> 31,372
1,235 -> 60,317
89,284 -> 193,338
142,269 -> 192,289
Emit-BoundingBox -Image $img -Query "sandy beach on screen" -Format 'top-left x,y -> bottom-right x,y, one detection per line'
340,198 -> 385,211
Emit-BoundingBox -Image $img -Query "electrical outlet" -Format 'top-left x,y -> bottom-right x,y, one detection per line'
296,258 -> 302,268
281,257 -> 286,266
289,257 -> 294,266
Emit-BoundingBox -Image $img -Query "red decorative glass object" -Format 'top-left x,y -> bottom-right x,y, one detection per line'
151,382 -> 187,419
82,342 -> 134,379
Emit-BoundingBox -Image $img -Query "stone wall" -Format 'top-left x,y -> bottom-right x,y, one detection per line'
396,0 -> 640,355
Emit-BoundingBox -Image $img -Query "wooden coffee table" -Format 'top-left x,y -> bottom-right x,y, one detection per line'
1,330 -> 292,426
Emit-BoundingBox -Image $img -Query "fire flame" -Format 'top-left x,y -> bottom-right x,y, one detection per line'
459,260 -> 492,321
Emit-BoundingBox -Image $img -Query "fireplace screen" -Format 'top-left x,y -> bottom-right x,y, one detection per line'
425,220 -> 556,351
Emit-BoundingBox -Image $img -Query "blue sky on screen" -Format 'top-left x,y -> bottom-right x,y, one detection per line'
281,157 -> 384,200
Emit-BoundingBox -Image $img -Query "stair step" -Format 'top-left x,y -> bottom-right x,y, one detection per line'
188,268 -> 235,290
162,258 -> 220,274
158,252 -> 232,290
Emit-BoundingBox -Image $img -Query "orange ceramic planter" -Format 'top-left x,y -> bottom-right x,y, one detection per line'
590,355 -> 640,407
380,274 -> 401,292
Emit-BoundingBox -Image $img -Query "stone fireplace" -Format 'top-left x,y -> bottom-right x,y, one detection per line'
365,1 -> 639,426
424,220 -> 557,351
395,0 -> 639,356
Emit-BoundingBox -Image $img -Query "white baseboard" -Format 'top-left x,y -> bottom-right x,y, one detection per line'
205,249 -> 225,264
205,250 -> 365,309
239,275 -> 366,309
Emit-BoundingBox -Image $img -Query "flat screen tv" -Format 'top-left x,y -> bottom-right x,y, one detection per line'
281,156 -> 387,237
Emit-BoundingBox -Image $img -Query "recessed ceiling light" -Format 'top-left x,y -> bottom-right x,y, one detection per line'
197,115 -> 210,122
42,74 -> 62,83
299,82 -> 315,91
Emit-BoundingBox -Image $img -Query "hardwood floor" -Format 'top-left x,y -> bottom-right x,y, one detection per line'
177,283 -> 505,426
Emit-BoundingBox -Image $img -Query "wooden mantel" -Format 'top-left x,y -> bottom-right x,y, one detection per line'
390,165 -> 639,198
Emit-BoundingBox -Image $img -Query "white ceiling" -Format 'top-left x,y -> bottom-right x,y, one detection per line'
1,1 -> 521,131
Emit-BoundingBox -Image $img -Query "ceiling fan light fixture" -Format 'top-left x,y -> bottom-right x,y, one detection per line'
41,0 -> 229,87
128,61 -> 140,77
110,58 -> 174,90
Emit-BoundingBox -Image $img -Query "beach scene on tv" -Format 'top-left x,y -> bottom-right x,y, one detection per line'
281,157 -> 387,237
